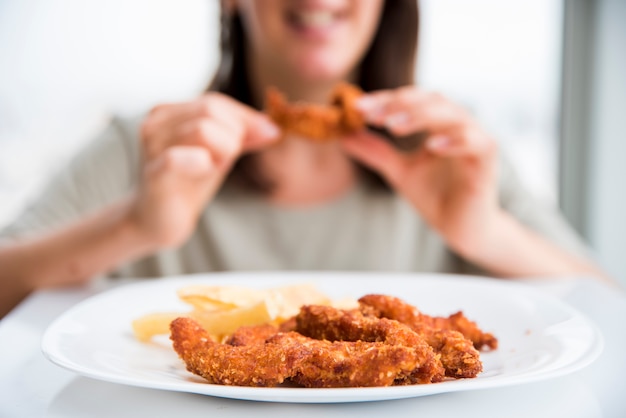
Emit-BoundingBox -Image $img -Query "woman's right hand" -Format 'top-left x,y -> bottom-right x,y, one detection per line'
0,93 -> 281,311
130,93 -> 280,249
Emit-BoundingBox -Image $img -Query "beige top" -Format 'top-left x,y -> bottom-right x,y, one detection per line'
0,116 -> 590,278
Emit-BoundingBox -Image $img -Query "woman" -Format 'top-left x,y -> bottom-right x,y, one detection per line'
0,0 -> 608,317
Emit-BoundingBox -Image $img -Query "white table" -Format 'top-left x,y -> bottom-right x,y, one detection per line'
1,277 -> 625,418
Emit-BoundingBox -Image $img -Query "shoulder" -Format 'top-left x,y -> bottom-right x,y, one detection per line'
82,114 -> 144,168
0,113 -> 147,239
70,114 -> 145,184
44,112 -> 148,213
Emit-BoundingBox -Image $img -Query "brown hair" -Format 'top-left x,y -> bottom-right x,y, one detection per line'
209,0 -> 419,191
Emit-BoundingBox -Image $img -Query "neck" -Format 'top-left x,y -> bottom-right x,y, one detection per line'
259,138 -> 358,207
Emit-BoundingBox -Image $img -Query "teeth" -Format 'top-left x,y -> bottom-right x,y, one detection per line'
296,11 -> 335,27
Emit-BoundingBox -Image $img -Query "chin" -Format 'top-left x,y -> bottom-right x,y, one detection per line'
293,54 -> 353,83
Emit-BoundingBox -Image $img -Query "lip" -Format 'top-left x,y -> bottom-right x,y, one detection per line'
284,7 -> 348,41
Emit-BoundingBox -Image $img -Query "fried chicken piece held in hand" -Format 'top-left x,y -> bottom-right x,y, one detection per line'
265,83 -> 365,141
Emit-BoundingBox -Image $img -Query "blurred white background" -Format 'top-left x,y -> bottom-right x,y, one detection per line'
0,0 -> 219,224
420,0 -> 563,205
0,0 -> 561,223
0,0 -> 623,283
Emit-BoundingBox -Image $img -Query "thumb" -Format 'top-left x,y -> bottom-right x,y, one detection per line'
341,131 -> 406,185
241,114 -> 281,153
145,146 -> 223,211
146,146 -> 216,189
198,94 -> 281,154
159,146 -> 214,179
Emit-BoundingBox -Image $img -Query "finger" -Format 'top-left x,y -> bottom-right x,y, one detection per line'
241,114 -> 281,152
142,101 -> 209,144
382,103 -> 463,137
143,95 -> 280,160
149,94 -> 260,129
356,88 -> 466,137
356,87 -> 428,124
195,94 -> 281,151
146,146 -> 215,187
341,131 -> 406,185
175,119 -> 244,169
141,100 -> 219,160
162,146 -> 215,179
425,128 -> 496,158
145,146 -> 223,223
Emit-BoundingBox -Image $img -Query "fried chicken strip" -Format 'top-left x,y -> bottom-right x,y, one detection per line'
268,332 -> 425,388
294,305 -> 445,383
170,317 -> 289,386
358,295 -> 490,378
170,317 -> 429,388
358,294 -> 498,350
225,324 -> 279,346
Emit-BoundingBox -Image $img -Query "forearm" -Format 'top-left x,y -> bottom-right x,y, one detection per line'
0,198 -> 156,317
460,210 -> 610,282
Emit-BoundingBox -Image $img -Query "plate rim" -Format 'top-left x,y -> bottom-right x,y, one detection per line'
41,271 -> 604,403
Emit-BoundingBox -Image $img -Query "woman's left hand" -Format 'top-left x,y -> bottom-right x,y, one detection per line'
341,86 -> 500,258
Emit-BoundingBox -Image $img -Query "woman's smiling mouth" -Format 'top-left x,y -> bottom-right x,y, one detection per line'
286,8 -> 347,39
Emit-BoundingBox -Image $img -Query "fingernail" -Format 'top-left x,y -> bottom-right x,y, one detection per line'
355,96 -> 376,111
427,135 -> 450,149
384,112 -> 409,128
356,97 -> 386,123
260,119 -> 281,138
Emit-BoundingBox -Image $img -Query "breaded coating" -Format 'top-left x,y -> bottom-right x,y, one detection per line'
438,311 -> 499,350
265,83 -> 365,141
358,294 -> 498,350
428,330 -> 483,378
277,316 -> 297,333
268,332 -> 424,388
331,82 -> 365,132
358,295 -> 490,378
225,324 -> 279,346
170,317 -> 429,388
295,305 -> 445,384
170,317 -> 289,387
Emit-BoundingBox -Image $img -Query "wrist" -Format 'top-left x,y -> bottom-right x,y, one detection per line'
116,197 -> 163,255
449,209 -> 512,266
0,242 -> 39,310
30,198 -> 159,290
442,208 -> 611,280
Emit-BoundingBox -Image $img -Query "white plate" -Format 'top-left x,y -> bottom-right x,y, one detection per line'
42,272 -> 603,403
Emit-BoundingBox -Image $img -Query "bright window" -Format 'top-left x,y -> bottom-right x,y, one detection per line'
419,0 -> 564,204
